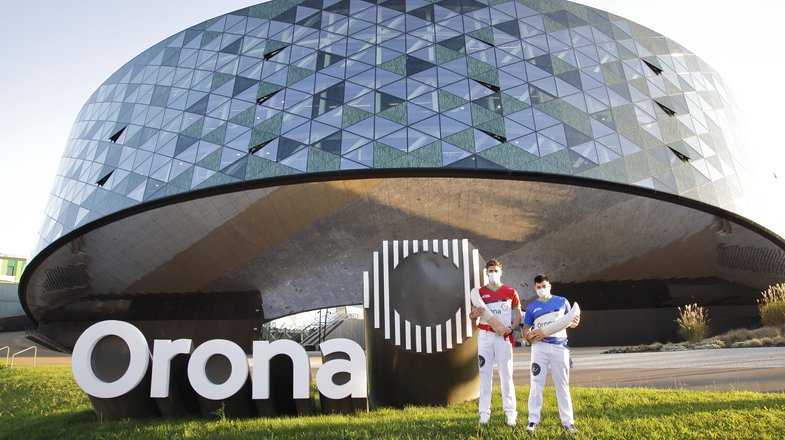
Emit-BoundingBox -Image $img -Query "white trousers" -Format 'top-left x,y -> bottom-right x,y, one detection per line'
528,341 -> 573,426
477,330 -> 516,416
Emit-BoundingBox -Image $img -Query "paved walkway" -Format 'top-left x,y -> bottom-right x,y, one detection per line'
3,331 -> 783,392
508,346 -> 785,393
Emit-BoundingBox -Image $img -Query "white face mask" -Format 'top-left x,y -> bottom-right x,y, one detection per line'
487,271 -> 501,284
535,287 -> 551,299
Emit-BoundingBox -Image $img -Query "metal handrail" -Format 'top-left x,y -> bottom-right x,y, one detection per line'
10,346 -> 37,368
0,346 -> 8,367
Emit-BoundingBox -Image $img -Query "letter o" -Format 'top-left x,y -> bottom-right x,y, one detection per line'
71,320 -> 150,398
187,339 -> 248,400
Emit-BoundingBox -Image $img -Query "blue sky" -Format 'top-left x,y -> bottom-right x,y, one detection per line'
1,0 -> 783,258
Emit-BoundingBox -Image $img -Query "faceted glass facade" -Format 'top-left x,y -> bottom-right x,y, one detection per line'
37,0 -> 755,254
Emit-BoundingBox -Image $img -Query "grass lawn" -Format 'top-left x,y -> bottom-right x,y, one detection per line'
1,366 -> 784,439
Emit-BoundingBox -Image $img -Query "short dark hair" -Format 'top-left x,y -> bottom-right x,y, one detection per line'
534,274 -> 549,284
486,259 -> 502,269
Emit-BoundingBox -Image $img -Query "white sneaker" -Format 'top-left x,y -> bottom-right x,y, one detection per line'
506,413 -> 517,427
479,413 -> 490,424
564,424 -> 577,433
526,422 -> 537,431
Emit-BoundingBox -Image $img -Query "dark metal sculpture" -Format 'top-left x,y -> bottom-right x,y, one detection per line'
364,239 -> 483,408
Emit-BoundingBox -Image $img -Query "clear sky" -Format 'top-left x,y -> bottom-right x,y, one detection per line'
1,0 -> 783,259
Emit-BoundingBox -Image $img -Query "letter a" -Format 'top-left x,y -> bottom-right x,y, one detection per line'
315,339 -> 367,399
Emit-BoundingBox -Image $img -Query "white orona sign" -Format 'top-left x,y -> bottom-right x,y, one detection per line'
72,320 -> 367,400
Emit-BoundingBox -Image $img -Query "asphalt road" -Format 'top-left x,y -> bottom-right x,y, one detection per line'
509,345 -> 785,393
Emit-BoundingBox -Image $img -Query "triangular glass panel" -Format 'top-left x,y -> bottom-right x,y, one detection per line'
655,101 -> 677,117
108,126 -> 127,143
441,105 -> 473,126
539,124 -> 567,146
607,86 -> 631,107
406,78 -> 436,100
324,0 -> 350,16
531,108 -> 561,130
438,113 -> 471,138
374,116 -> 404,139
441,142 -> 472,165
474,129 -> 502,153
341,131 -> 371,155
554,77 -> 580,97
596,133 -> 622,155
560,92 -> 587,112
310,121 -> 340,143
445,155 -> 480,169
653,171 -> 678,193
340,157 -> 371,170
277,136 -> 308,161
569,149 -> 598,174
373,140 -> 406,166
632,177 -> 655,190
537,133 -> 566,157
618,135 -> 642,156
279,147 -> 308,171
220,37 -> 244,55
186,95 -> 210,115
407,127 -> 438,152
379,128 -> 408,152
641,122 -> 663,141
409,4 -> 435,23
410,114 -> 440,138
218,147 -> 245,172
249,138 -> 277,159
343,142 -> 373,167
312,130 -> 342,155
315,105 -> 344,129
343,112 -> 375,136
595,143 -> 622,164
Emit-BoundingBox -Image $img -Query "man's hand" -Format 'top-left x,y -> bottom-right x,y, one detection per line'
469,305 -> 485,319
569,314 -> 581,329
526,329 -> 545,343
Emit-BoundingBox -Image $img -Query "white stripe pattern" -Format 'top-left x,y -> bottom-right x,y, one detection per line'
363,239 -> 482,353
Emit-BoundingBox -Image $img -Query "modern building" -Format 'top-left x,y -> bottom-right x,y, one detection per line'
1,254 -> 26,284
20,0 -> 785,350
1,254 -> 31,331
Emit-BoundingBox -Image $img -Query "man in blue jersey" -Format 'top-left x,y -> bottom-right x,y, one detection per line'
522,274 -> 580,433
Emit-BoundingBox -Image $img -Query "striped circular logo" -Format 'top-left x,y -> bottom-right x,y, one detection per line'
363,239 -> 484,353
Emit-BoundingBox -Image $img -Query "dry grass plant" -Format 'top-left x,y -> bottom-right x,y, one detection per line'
676,303 -> 709,343
759,283 -> 785,327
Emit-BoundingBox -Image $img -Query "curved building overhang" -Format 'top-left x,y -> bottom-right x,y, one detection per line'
20,169 -> 785,349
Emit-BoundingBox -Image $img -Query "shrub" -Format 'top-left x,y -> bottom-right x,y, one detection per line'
676,303 -> 710,343
759,283 -> 785,327
714,326 -> 780,346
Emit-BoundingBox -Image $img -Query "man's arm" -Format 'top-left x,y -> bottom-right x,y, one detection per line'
506,307 -> 522,336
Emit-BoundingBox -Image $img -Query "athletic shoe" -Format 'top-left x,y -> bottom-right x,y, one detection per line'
526,422 -> 537,432
506,413 -> 517,427
479,413 -> 490,424
564,424 -> 577,433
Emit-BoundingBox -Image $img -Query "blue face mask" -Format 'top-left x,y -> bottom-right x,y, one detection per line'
535,287 -> 550,299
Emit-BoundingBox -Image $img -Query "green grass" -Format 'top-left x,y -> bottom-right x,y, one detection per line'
2,366 -> 785,439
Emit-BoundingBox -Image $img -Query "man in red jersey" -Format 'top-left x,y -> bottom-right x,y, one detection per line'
469,259 -> 522,427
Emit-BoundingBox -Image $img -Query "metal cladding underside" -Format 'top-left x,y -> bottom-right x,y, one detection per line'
22,175 -> 785,349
